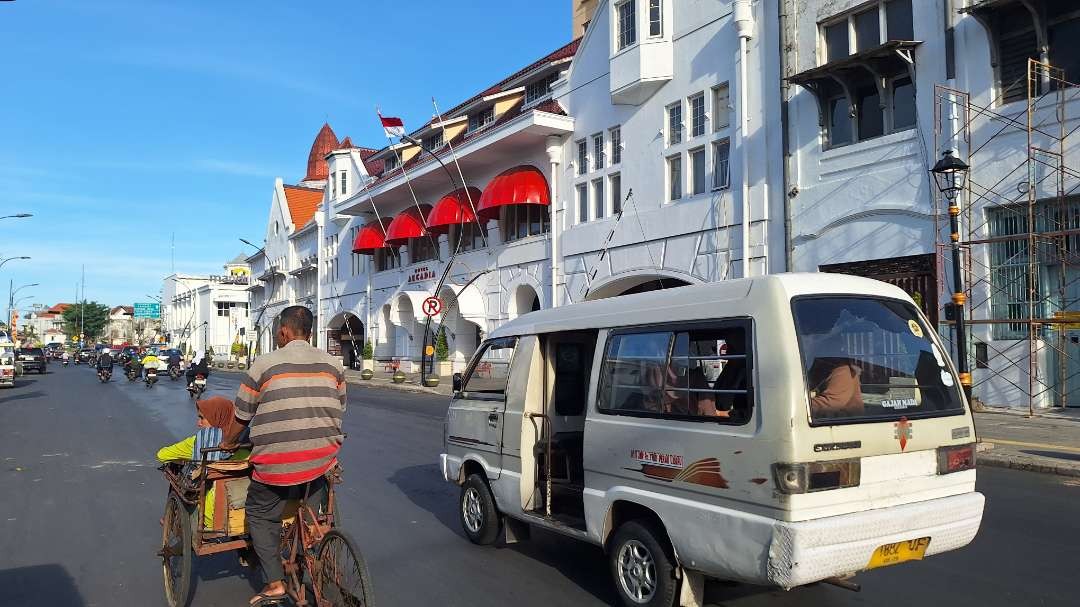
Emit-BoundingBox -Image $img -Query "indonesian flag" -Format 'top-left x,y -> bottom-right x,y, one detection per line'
379,113 -> 405,139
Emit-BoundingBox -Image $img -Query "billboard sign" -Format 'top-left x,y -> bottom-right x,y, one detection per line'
133,302 -> 161,319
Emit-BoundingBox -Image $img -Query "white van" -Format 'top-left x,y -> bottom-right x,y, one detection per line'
440,274 -> 983,607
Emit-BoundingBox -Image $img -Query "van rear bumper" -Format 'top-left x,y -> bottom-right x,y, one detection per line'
767,491 -> 985,588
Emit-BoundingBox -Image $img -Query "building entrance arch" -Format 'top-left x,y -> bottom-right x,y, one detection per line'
584,272 -> 696,301
327,312 -> 364,370
508,284 -> 542,320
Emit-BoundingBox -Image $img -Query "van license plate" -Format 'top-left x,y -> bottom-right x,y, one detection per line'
867,537 -> 930,570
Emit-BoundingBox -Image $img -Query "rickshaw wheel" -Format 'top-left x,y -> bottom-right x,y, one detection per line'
315,529 -> 374,607
161,495 -> 193,607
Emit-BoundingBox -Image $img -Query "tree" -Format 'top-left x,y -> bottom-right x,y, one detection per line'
362,339 -> 374,360
62,302 -> 110,343
435,326 -> 449,362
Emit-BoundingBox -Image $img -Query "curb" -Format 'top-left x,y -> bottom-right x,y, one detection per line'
977,453 -> 1080,478
344,377 -> 450,397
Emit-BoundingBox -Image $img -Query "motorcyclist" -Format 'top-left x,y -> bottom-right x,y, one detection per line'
140,351 -> 162,380
97,349 -> 114,372
167,349 -> 182,375
186,350 -> 211,388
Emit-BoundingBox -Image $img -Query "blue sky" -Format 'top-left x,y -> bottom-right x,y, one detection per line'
0,0 -> 568,312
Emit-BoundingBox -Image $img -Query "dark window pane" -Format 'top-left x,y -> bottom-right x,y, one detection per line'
1049,16 -> 1080,88
854,9 -> 881,52
529,205 -> 542,235
857,87 -> 884,140
886,0 -> 914,41
891,77 -> 916,130
612,174 -> 622,215
599,332 -> 673,413
825,22 -> 849,62
829,97 -> 852,145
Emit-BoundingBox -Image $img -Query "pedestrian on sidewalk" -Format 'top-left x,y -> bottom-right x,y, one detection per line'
221,306 -> 347,607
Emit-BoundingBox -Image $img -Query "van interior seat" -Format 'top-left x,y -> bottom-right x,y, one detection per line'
535,431 -> 585,485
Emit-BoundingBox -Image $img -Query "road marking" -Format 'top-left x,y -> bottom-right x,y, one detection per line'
981,437 -> 1080,454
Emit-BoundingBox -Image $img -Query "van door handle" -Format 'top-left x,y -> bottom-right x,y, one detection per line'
488,412 -> 499,422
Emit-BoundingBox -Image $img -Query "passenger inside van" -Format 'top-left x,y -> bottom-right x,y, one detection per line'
806,333 -> 865,418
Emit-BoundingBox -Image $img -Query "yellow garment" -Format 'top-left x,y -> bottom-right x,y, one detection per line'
141,354 -> 161,369
156,437 -> 250,529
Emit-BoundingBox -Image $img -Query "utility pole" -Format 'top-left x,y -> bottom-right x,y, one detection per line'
79,265 -> 85,346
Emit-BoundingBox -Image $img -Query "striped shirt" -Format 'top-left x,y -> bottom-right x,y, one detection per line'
235,339 -> 346,486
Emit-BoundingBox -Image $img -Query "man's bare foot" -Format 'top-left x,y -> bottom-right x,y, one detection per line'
249,581 -> 287,605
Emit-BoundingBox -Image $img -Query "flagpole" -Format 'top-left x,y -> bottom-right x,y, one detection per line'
377,111 -> 441,260
431,97 -> 488,248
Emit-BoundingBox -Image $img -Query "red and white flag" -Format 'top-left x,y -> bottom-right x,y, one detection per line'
379,113 -> 405,139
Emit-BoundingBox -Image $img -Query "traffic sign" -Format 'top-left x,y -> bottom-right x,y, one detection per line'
424,345 -> 435,357
134,302 -> 161,319
422,297 -> 442,317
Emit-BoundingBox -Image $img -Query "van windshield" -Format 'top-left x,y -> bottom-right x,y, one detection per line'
792,297 -> 965,425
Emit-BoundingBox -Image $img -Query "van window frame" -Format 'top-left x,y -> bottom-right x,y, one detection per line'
457,336 -> 518,402
595,318 -> 755,426
790,294 -> 968,427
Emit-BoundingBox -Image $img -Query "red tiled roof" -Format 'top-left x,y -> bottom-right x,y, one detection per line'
339,136 -> 354,149
47,303 -> 72,314
305,123 -> 339,181
534,99 -> 567,115
283,185 -> 324,228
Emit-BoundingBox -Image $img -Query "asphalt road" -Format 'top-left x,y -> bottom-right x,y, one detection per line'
1,365 -> 1077,607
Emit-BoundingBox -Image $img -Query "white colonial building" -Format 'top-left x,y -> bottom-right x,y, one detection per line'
162,257 -> 252,357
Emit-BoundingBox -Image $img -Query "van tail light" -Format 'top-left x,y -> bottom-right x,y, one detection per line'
937,443 -> 975,475
772,459 -> 860,494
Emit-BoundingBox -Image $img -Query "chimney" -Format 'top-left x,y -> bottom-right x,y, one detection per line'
571,0 -> 599,37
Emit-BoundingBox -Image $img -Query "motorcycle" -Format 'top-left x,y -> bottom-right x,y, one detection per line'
63,359 -> 69,367
188,373 -> 207,399
145,367 -> 158,388
125,365 -> 140,382
97,367 -> 112,383
168,364 -> 181,381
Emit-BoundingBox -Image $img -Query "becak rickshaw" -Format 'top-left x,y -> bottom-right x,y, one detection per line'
158,444 -> 373,607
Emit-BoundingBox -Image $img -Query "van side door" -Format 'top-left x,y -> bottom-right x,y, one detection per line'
447,337 -> 518,479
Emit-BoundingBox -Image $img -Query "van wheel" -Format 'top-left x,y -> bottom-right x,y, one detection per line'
609,520 -> 678,607
459,474 -> 501,545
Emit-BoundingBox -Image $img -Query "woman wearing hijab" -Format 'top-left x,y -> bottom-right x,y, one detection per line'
157,396 -> 249,528
185,349 -> 211,388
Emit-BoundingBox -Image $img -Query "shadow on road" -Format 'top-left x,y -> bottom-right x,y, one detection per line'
0,563 -> 86,607
387,464 -> 461,534
1020,449 -> 1080,462
194,551 -> 262,593
0,390 -> 46,404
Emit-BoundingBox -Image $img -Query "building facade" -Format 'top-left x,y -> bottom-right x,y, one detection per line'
163,258 -> 252,357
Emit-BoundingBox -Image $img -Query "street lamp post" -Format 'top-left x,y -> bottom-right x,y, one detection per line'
0,256 -> 30,271
240,238 -> 268,368
8,281 -> 38,337
0,214 -> 32,220
931,150 -> 972,402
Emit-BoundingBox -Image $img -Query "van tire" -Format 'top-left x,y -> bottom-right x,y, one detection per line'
459,474 -> 501,545
609,520 -> 678,607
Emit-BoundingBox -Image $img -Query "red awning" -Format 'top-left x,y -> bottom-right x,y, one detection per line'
384,205 -> 432,247
476,165 -> 550,221
352,220 -> 388,255
426,187 -> 483,234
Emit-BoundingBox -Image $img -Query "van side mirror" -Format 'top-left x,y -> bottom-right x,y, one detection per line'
452,372 -> 464,393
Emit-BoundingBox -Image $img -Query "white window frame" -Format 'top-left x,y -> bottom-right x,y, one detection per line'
593,132 -> 605,171
610,172 -> 623,215
592,177 -> 606,220
616,0 -> 637,51
689,92 -> 706,138
667,101 -> 683,146
610,126 -> 622,165
711,139 -> 731,191
576,182 -> 590,223
648,0 -> 663,38
576,139 -> 589,176
340,171 -> 348,196
818,0 -> 912,66
667,154 -> 683,202
689,146 -> 707,196
712,83 -> 730,131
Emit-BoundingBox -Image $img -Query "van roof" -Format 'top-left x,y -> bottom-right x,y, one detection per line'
489,273 -> 911,339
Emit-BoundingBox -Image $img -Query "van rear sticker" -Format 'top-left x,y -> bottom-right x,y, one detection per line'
894,417 -> 913,451
628,451 -> 729,489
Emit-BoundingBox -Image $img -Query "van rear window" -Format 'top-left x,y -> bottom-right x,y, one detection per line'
792,297 -> 964,425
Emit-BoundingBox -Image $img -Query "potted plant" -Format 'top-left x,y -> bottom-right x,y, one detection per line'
435,327 -> 452,377
361,340 -> 374,372
392,368 -> 406,384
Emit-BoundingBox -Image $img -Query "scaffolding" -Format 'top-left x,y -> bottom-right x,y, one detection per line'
934,59 -> 1080,415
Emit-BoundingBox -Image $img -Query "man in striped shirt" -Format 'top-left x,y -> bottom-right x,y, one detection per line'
223,305 -> 346,606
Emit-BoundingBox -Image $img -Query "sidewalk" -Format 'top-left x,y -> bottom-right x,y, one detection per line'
975,406 -> 1080,477
343,369 -> 453,397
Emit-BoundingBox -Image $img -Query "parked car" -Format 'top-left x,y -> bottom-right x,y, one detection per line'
76,348 -> 96,364
16,347 -> 47,374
